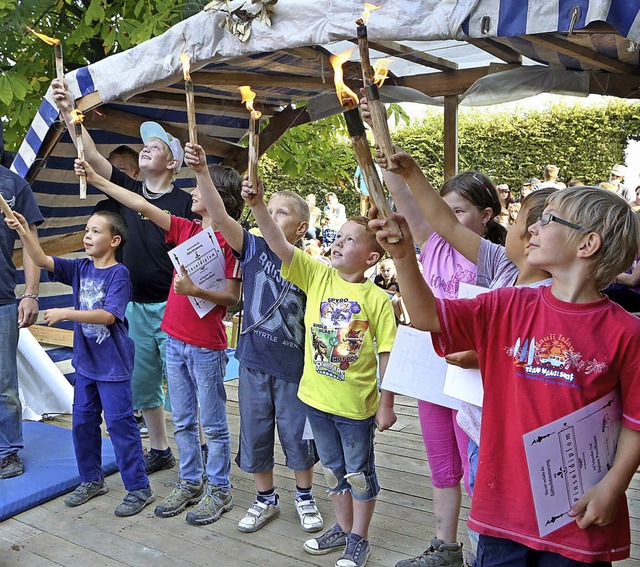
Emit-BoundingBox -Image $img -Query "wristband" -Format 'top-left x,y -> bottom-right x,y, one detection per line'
19,293 -> 39,302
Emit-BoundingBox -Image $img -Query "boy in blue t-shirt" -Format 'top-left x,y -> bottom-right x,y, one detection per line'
6,210 -> 153,517
184,143 -> 323,535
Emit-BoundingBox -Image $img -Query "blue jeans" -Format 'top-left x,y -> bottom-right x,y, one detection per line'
0,303 -> 21,458
166,336 -> 230,489
305,404 -> 379,501
73,373 -> 148,491
475,535 -> 612,567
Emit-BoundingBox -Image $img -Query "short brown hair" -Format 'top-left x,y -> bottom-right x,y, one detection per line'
208,165 -> 244,220
546,187 -> 639,289
347,216 -> 385,258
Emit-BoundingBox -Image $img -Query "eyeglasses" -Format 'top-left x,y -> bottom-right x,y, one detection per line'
538,213 -> 585,231
500,189 -> 510,193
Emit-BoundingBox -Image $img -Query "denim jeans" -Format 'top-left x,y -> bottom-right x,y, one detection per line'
0,303 -> 21,458
166,335 -> 230,489
305,404 -> 379,501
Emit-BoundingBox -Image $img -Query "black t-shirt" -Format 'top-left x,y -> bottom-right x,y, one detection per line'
94,169 -> 196,303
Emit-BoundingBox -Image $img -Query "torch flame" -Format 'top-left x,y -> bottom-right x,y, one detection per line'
69,109 -> 84,125
330,50 -> 359,110
238,86 -> 262,119
359,3 -> 381,26
180,52 -> 191,81
25,26 -> 60,46
373,58 -> 392,88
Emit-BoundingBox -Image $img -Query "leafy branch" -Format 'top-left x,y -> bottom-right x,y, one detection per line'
203,0 -> 277,43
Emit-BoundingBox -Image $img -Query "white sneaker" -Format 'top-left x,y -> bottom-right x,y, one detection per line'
237,498 -> 280,532
295,496 -> 324,532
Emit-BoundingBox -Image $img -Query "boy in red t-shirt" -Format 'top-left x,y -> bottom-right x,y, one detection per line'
371,185 -> 640,566
74,158 -> 243,526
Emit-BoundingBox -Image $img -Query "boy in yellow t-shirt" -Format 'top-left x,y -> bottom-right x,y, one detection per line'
242,178 -> 396,567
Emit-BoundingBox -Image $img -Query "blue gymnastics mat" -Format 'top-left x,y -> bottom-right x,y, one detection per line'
225,348 -> 239,381
0,421 -> 119,521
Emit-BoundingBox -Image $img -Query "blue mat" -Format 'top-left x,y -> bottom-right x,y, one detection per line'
225,348 -> 239,381
0,421 -> 119,521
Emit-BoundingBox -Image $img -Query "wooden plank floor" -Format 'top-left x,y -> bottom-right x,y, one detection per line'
1,382 -> 639,566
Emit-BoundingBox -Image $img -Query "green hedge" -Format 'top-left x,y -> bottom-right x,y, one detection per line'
253,98 -> 640,222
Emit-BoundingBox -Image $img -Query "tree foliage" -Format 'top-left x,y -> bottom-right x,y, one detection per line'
0,0 -> 195,149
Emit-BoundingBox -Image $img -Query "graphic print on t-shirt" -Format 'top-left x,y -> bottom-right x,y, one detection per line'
505,333 -> 609,387
79,277 -> 110,344
311,298 -> 369,381
430,263 -> 476,299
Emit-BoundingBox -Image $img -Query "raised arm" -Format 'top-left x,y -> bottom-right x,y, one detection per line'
5,212 -> 54,272
242,177 -> 295,265
614,260 -> 640,287
380,149 -> 482,265
51,79 -> 112,180
369,212 -> 440,333
75,159 -> 171,232
184,143 -> 244,252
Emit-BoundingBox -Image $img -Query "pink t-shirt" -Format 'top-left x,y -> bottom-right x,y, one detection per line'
161,216 -> 241,350
432,285 -> 640,563
419,233 -> 477,300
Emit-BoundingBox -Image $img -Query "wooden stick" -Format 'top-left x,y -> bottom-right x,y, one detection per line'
74,122 -> 87,199
184,78 -> 198,146
54,42 -> 64,82
247,114 -> 260,190
356,20 -> 397,170
343,108 -> 401,243
0,192 -> 26,235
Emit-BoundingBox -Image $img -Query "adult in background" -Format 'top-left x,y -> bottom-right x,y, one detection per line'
305,194 -> 322,240
0,123 -> 44,478
519,178 -> 539,200
608,164 -> 633,201
496,183 -> 514,208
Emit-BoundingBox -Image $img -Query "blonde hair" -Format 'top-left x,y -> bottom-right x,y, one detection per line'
270,191 -> 310,224
546,187 -> 639,289
379,258 -> 396,274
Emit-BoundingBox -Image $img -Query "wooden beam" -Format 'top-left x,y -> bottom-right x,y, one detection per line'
356,39 -> 458,71
589,72 -> 640,98
29,325 -> 74,348
528,34 -> 637,74
13,231 -> 85,268
228,104 -> 314,174
83,106 -> 245,165
395,64 -> 520,97
467,38 -> 522,64
191,70 -> 361,92
443,95 -> 458,180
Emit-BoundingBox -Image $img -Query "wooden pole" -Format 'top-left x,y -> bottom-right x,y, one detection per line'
343,108 -> 401,243
356,20 -> 397,170
184,78 -> 198,146
248,114 -> 260,190
74,121 -> 87,199
54,42 -> 64,82
444,95 -> 459,180
0,192 -> 26,235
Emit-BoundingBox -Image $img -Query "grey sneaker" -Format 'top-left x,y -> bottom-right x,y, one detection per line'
144,449 -> 176,474
64,480 -> 108,507
0,452 -> 23,479
154,480 -> 204,518
304,523 -> 348,555
237,497 -> 280,532
185,485 -> 233,526
114,486 -> 155,517
394,538 -> 463,567
336,537 -> 370,567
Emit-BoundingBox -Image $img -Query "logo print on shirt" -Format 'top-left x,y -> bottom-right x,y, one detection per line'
505,334 -> 608,386
430,264 -> 476,299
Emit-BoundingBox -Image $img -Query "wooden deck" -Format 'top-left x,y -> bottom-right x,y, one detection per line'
2,382 -> 639,567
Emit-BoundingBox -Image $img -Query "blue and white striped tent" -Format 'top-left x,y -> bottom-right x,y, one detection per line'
11,0 -> 640,246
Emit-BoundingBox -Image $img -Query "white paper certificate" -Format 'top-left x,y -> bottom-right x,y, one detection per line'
384,325 -> 461,410
523,390 -> 622,536
168,227 -> 227,318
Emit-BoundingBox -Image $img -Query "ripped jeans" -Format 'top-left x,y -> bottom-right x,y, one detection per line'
304,404 -> 379,501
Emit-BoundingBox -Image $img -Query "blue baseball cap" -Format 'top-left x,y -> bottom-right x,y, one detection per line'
139,121 -> 184,173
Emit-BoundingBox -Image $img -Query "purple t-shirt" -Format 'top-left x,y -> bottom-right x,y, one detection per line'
419,233 -> 477,299
52,258 -> 134,381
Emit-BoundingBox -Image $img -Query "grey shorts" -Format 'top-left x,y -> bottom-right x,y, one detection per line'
235,364 -> 319,473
